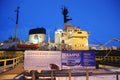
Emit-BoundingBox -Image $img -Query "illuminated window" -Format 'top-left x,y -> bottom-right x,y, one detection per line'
78,32 -> 82,34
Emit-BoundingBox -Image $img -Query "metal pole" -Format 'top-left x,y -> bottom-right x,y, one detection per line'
3,60 -> 7,72
12,59 -> 15,68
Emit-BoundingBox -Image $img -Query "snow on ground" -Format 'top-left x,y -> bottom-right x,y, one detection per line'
56,75 -> 119,80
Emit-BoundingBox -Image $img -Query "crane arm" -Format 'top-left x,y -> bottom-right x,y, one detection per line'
103,38 -> 120,46
112,38 -> 120,42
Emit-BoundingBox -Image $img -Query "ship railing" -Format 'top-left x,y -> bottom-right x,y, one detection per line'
96,56 -> 120,61
0,55 -> 23,73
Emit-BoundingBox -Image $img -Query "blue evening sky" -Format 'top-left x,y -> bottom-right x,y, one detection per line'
0,0 -> 120,46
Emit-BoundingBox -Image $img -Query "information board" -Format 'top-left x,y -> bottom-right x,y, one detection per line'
62,51 -> 96,69
24,51 -> 61,70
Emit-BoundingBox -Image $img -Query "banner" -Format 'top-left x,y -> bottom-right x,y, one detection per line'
24,51 -> 95,70
62,51 -> 96,69
24,51 -> 61,70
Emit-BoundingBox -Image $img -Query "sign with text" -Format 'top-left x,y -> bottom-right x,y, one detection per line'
62,51 -> 96,69
24,51 -> 61,70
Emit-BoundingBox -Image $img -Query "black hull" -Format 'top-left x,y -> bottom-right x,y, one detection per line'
95,50 -> 120,67
95,50 -> 120,56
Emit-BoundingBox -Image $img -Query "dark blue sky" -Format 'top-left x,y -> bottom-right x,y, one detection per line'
0,0 -> 120,46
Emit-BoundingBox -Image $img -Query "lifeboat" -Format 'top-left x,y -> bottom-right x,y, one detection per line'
17,43 -> 40,49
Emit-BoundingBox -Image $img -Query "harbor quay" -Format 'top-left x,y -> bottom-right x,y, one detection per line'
0,50 -> 120,80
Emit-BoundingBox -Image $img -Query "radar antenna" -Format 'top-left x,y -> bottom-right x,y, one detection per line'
62,7 -> 72,23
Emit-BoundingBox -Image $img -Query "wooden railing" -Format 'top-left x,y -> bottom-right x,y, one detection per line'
0,56 -> 23,73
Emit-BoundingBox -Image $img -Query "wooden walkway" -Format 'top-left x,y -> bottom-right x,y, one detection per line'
0,62 -> 24,80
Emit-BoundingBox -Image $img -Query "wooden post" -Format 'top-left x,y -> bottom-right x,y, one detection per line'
3,60 -> 6,72
68,69 -> 71,80
86,69 -> 89,80
116,72 -> 119,80
32,70 -> 35,80
51,69 -> 54,80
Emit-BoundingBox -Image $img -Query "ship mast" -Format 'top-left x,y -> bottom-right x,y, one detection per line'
14,6 -> 19,41
62,7 -> 72,30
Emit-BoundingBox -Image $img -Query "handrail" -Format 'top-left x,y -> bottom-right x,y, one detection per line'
96,56 -> 120,61
0,56 -> 23,73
